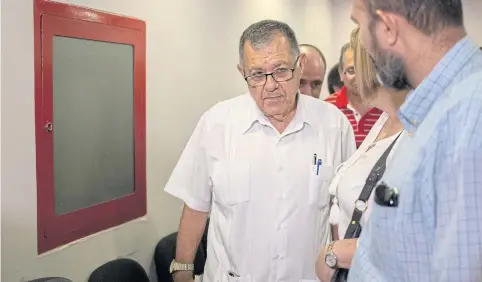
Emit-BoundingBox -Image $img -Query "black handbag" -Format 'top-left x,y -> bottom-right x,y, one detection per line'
331,133 -> 400,282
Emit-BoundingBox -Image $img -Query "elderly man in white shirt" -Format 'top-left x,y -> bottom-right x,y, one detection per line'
165,19 -> 356,282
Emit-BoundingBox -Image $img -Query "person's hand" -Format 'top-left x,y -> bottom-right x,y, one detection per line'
172,271 -> 194,282
316,239 -> 357,281
316,245 -> 336,282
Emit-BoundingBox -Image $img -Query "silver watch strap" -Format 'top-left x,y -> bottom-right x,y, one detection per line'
175,263 -> 194,271
171,260 -> 194,273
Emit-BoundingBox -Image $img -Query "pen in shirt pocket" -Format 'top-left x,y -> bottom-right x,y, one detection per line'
312,153 -> 317,171
316,159 -> 322,175
228,271 -> 240,277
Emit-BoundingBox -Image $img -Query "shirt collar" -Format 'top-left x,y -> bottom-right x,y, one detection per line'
334,86 -> 349,108
241,92 -> 315,134
339,86 -> 381,117
346,102 -> 359,117
399,37 -> 479,131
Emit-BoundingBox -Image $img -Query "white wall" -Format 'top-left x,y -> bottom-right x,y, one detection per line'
463,0 -> 482,45
0,0 -> 334,281
331,0 -> 357,66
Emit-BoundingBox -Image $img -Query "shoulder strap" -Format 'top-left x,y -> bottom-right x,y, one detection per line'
343,132 -> 401,239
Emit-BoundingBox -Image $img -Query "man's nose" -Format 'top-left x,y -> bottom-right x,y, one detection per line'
264,74 -> 279,91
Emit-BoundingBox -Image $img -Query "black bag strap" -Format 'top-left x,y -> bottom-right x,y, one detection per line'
343,132 -> 401,239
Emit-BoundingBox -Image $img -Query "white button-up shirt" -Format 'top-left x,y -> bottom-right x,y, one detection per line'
165,93 -> 356,282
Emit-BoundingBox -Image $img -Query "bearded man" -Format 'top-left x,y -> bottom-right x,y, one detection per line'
346,0 -> 482,281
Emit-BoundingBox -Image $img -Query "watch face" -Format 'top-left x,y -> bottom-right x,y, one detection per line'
325,254 -> 337,268
355,200 -> 367,212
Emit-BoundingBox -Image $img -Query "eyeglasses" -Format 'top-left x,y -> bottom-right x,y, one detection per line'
244,56 -> 300,87
374,183 -> 399,207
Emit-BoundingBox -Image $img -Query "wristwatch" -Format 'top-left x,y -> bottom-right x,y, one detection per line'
169,259 -> 194,274
325,241 -> 338,268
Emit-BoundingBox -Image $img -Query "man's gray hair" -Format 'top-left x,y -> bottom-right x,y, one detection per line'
239,20 -> 300,63
366,0 -> 463,35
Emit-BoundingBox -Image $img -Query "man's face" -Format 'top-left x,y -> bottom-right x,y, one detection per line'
299,47 -> 326,99
340,49 -> 358,95
351,0 -> 410,90
238,34 -> 303,118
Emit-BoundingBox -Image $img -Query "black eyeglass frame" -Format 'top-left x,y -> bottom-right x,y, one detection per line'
243,55 -> 301,87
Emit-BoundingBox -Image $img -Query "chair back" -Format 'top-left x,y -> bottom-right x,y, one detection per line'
154,219 -> 210,282
88,258 -> 149,282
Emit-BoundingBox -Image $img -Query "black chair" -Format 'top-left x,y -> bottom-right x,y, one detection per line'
88,258 -> 150,282
154,219 -> 209,282
27,279 -> 72,282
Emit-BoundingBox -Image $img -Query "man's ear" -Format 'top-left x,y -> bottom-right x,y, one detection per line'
237,64 -> 245,77
298,53 -> 307,75
375,10 -> 399,46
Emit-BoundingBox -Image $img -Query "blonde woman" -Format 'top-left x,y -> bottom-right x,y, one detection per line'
315,28 -> 410,282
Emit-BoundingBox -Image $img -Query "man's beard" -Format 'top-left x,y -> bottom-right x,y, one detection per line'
369,22 -> 411,90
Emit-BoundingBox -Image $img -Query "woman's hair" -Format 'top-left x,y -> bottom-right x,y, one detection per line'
350,27 -> 380,99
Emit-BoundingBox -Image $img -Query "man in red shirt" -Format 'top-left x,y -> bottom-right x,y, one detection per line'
325,43 -> 382,147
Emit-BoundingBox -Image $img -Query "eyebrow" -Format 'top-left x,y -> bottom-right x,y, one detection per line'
248,61 -> 290,73
274,62 -> 290,69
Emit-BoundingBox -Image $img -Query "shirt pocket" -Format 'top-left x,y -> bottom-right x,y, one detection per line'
212,160 -> 251,206
309,166 -> 334,210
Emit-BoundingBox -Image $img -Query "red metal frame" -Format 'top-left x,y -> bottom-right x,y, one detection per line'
34,0 -> 146,254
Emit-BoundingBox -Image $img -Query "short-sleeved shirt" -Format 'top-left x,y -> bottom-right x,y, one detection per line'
165,93 -> 356,282
325,86 -> 382,147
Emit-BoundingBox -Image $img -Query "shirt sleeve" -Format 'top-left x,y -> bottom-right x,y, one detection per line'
164,112 -> 212,212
